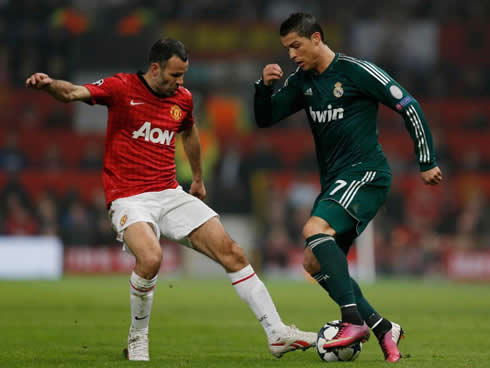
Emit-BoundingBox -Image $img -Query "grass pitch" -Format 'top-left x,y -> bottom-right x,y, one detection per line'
0,276 -> 489,367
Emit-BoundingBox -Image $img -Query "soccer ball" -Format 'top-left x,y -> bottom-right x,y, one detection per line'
316,320 -> 362,362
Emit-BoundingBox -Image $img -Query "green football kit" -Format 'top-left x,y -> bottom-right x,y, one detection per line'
254,53 -> 437,248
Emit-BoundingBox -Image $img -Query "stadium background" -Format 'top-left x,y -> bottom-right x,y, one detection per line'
0,0 -> 489,281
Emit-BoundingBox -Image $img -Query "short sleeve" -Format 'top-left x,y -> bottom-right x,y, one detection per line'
84,75 -> 125,106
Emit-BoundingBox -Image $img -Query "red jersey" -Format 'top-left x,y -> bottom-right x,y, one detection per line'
84,72 -> 194,205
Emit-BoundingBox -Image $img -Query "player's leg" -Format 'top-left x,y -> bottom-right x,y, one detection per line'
110,196 -> 163,362
334,174 -> 404,363
121,222 -> 161,361
188,217 -> 316,357
124,222 -> 161,326
313,170 -> 402,361
336,232 -> 402,352
302,214 -> 370,349
312,253 -> 403,362
350,277 -> 404,362
306,236 -> 376,326
159,187 -> 315,357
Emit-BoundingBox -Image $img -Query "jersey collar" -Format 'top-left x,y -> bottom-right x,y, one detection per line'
311,52 -> 339,77
137,71 -> 169,99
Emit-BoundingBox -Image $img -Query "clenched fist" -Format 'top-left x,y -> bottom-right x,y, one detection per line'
25,73 -> 53,89
262,64 -> 284,86
420,166 -> 443,185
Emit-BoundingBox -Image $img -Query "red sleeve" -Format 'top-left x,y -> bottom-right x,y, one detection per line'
178,88 -> 195,132
84,75 -> 125,106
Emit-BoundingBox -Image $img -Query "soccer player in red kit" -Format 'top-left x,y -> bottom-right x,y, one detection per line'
26,38 -> 316,361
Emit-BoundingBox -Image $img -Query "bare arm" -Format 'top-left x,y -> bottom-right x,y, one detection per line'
25,73 -> 91,103
180,124 -> 206,199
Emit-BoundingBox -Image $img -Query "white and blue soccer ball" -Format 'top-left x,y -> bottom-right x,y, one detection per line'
316,320 -> 363,362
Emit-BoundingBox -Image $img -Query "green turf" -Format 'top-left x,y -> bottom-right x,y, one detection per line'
0,276 -> 489,367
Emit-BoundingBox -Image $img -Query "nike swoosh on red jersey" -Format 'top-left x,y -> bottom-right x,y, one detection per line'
130,99 -> 145,106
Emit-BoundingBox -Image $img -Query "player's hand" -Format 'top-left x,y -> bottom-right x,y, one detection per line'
25,73 -> 53,89
262,64 -> 284,86
189,180 -> 206,200
420,166 -> 442,185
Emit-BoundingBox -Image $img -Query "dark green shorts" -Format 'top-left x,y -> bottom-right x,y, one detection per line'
311,169 -> 391,247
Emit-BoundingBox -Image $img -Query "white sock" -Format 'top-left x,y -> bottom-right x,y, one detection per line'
228,264 -> 286,341
129,271 -> 158,332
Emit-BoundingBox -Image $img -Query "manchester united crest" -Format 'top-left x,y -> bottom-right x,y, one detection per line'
333,82 -> 344,98
170,105 -> 183,121
120,215 -> 128,227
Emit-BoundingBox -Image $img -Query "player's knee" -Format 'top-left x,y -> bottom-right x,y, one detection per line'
303,248 -> 321,275
302,221 -> 322,239
139,247 -> 162,274
302,219 -> 335,239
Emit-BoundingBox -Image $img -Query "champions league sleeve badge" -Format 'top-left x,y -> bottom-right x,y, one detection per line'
389,85 -> 403,99
92,79 -> 104,86
333,82 -> 344,98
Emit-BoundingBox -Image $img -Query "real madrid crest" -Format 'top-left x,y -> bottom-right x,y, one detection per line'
170,105 -> 183,121
333,82 -> 344,98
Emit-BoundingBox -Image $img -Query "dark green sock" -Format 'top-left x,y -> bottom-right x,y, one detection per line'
308,234 -> 359,312
313,272 -> 363,325
350,277 -> 376,320
351,278 -> 392,338
315,274 -> 378,322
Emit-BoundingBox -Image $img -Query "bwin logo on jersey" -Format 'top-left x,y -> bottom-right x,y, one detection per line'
309,105 -> 344,123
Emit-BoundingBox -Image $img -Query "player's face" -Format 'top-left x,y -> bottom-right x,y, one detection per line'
154,56 -> 189,96
280,32 -> 322,71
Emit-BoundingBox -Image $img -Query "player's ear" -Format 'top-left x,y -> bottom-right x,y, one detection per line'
311,32 -> 322,45
150,62 -> 161,75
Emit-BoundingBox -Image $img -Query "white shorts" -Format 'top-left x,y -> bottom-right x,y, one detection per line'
109,186 -> 218,252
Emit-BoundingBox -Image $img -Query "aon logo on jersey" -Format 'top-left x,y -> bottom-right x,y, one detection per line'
132,122 -> 175,145
309,105 -> 344,123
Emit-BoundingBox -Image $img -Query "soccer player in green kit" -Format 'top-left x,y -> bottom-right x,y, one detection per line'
254,13 -> 443,363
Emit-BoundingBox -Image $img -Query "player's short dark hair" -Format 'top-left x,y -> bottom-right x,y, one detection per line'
280,13 -> 324,41
149,38 -> 188,68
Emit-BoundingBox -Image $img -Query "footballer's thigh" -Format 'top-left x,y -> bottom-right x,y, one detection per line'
315,169 -> 391,236
303,169 -> 391,274
303,215 -> 336,238
188,217 -> 248,272
124,222 -> 162,278
156,187 -> 247,272
109,191 -> 166,278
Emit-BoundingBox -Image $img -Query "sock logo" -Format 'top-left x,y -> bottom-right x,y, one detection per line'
259,314 -> 272,328
313,273 -> 330,283
135,315 -> 149,320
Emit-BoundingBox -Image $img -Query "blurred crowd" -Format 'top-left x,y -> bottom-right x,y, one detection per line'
2,0 -> 490,96
3,0 -> 490,22
0,173 -> 114,246
1,0 -> 489,276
